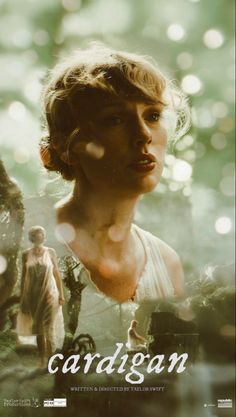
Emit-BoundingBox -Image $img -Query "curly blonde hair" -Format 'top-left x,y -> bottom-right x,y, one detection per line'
40,43 -> 190,180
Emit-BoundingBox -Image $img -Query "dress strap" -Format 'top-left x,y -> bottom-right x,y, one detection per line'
132,224 -> 174,300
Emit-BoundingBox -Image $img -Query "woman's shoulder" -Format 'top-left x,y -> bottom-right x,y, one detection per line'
46,247 -> 57,257
22,248 -> 31,259
134,224 -> 181,265
134,225 -> 184,296
156,238 -> 184,297
151,234 -> 181,266
55,194 -> 74,224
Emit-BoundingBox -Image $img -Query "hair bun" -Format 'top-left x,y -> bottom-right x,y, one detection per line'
39,136 -> 55,169
39,135 -> 75,180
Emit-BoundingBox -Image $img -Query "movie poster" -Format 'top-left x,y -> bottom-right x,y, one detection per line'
0,0 -> 235,416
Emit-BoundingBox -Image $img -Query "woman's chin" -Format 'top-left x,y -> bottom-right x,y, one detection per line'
131,175 -> 160,195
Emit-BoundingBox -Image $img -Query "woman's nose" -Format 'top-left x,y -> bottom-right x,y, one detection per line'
132,118 -> 152,147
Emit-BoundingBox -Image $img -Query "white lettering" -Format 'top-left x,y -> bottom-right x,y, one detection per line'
146,355 -> 165,374
48,353 -> 64,374
83,353 -> 101,373
96,343 -> 123,374
168,353 -> 189,373
125,353 -> 149,384
47,344 -> 189,383
62,354 -> 80,374
117,354 -> 129,374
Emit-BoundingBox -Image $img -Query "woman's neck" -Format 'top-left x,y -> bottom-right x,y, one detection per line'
63,183 -> 139,242
57,184 -> 145,300
33,243 -> 44,249
57,183 -> 142,265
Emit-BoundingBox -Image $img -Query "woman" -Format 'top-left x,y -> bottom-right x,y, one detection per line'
17,226 -> 65,366
40,44 -> 190,353
126,320 -> 147,353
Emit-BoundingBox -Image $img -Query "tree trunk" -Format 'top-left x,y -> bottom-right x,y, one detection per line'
0,158 -> 24,317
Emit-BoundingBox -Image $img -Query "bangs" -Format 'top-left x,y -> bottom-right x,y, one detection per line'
90,62 -> 166,102
67,57 -> 167,106
50,46 -> 167,111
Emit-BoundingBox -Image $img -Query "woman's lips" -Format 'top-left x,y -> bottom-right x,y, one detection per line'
129,154 -> 156,173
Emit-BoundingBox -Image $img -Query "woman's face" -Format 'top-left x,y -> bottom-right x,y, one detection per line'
32,231 -> 45,245
71,96 -> 168,197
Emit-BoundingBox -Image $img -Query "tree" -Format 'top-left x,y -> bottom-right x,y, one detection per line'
0,157 -> 24,329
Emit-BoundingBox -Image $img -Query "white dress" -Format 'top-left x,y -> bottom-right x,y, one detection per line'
70,225 -> 174,355
16,248 -> 65,351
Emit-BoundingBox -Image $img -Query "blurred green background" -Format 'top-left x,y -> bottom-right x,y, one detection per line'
0,0 -> 235,275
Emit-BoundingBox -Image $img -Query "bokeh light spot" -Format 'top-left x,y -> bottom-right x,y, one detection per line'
55,223 -> 76,243
169,182 -> 182,192
176,135 -> 194,151
0,255 -> 7,274
211,102 -> 228,118
172,160 -> 192,182
176,52 -> 193,70
222,163 -> 235,176
11,29 -> 32,48
33,30 -> 49,46
203,29 -> 224,49
154,183 -> 167,194
211,133 -> 227,150
182,150 -> 196,163
220,176 -> 235,197
162,167 -> 171,179
165,155 -> 176,166
219,118 -> 234,133
8,101 -> 26,122
183,135 -> 194,147
85,142 -> 105,159
24,77 -> 42,103
108,224 -> 126,242
215,217 -> 232,234
167,24 -> 185,41
196,108 -> 216,128
181,75 -> 202,95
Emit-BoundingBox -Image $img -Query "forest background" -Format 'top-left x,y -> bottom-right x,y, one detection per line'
0,0 -> 235,278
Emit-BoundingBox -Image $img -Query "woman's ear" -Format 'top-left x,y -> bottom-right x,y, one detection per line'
60,150 -> 71,164
60,142 -> 88,165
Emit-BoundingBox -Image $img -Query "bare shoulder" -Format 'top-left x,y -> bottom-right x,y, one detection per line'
47,247 -> 57,258
22,248 -> 30,259
56,205 -> 67,224
55,195 -> 73,224
154,237 -> 185,297
156,238 -> 181,266
56,196 -> 82,228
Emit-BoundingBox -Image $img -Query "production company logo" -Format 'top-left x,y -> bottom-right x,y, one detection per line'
217,399 -> 233,408
43,398 -> 67,407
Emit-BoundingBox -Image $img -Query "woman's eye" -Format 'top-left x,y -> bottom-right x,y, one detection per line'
103,115 -> 124,126
146,112 -> 161,122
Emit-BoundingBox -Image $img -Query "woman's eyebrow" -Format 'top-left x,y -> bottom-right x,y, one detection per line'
95,99 -> 166,116
143,99 -> 165,106
101,100 -> 164,108
101,102 -> 124,109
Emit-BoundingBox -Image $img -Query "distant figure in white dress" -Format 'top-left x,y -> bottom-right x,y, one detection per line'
17,226 -> 65,366
126,320 -> 147,353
